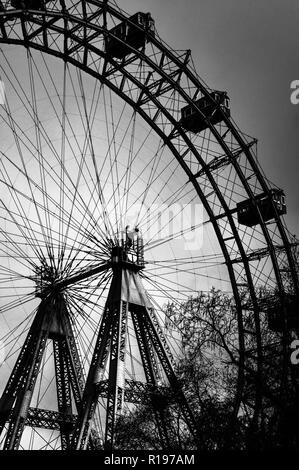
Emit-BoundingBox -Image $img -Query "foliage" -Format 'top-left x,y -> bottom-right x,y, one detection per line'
114,284 -> 299,450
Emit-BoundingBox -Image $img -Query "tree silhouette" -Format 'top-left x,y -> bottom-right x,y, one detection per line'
113,277 -> 299,450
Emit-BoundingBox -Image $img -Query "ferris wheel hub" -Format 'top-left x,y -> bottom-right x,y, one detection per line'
34,265 -> 60,298
110,245 -> 145,271
110,227 -> 145,269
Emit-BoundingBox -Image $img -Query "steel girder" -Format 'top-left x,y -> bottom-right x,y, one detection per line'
71,265 -> 199,450
0,0 -> 298,444
0,295 -> 85,449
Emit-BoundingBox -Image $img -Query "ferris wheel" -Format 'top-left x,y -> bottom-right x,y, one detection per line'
0,0 -> 298,450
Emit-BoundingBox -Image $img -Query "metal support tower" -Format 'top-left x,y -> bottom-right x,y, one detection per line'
71,246 -> 199,450
0,293 -> 85,450
0,235 -> 198,449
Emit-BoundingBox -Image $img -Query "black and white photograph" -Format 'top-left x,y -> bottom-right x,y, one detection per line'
0,0 -> 298,463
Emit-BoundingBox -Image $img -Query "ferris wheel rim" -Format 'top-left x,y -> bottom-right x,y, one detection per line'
0,0 -> 297,449
1,1 -> 296,293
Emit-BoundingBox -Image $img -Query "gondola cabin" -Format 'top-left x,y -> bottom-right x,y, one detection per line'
180,91 -> 230,133
11,0 -> 48,9
268,294 -> 299,332
237,189 -> 286,227
106,12 -> 155,59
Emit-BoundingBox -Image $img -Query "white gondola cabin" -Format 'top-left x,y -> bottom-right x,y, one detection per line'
106,12 -> 155,59
237,189 -> 286,227
180,91 -> 230,133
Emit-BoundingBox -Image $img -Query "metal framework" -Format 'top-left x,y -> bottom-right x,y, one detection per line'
0,245 -> 199,449
0,0 -> 298,450
70,252 -> 199,449
0,293 -> 88,449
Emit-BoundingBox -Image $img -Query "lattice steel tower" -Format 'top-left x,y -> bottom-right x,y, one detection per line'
0,0 -> 298,451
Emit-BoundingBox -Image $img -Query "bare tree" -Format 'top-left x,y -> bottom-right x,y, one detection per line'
114,278 -> 299,450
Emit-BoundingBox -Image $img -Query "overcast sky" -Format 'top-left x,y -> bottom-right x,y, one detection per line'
116,0 -> 299,236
